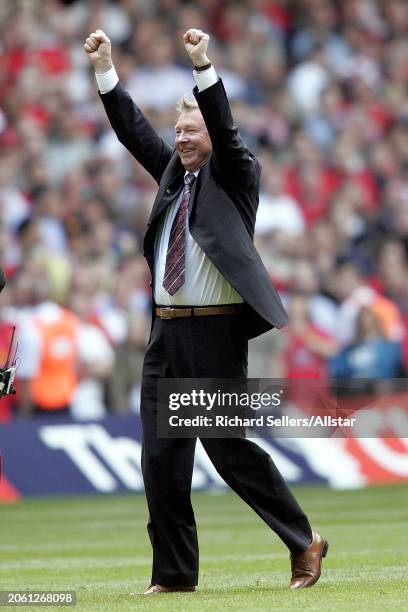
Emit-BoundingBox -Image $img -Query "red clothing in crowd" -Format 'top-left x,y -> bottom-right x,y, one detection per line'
284,324 -> 333,379
283,165 -> 379,226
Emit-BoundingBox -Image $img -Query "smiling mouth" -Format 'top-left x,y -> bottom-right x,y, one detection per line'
181,149 -> 194,154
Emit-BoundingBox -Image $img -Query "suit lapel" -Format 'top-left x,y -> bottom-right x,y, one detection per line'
147,152 -> 183,226
187,168 -> 201,216
191,161 -> 211,214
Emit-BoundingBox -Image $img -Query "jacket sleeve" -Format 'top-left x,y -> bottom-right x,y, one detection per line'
193,79 -> 260,187
99,82 -> 173,184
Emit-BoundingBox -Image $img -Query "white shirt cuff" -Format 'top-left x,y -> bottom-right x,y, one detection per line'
193,65 -> 218,92
95,65 -> 119,94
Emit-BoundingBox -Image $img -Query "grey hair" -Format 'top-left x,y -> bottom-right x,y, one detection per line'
176,95 -> 199,115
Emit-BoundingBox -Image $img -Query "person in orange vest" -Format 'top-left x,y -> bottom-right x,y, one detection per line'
17,296 -> 115,418
17,301 -> 79,416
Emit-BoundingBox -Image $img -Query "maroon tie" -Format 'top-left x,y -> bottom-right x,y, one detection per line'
162,173 -> 196,295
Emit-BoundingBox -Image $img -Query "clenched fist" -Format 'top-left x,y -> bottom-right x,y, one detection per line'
183,29 -> 210,68
83,29 -> 113,73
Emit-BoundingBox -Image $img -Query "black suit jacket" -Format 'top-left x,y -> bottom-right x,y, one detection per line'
100,79 -> 288,339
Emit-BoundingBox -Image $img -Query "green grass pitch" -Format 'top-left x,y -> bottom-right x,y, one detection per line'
1,483 -> 407,611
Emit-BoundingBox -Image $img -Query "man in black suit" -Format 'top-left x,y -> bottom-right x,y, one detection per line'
84,27 -> 328,595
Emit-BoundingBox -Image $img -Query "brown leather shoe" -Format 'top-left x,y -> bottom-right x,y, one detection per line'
131,584 -> 196,595
290,531 -> 328,589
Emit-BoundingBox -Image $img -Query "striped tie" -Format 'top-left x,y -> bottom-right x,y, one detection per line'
162,173 -> 196,295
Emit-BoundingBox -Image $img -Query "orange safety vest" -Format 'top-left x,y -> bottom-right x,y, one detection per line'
30,309 -> 79,410
371,294 -> 403,341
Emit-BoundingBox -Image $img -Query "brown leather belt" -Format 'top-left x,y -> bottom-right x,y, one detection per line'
155,304 -> 242,319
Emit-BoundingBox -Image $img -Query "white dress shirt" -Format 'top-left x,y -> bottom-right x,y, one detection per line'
96,65 -> 243,306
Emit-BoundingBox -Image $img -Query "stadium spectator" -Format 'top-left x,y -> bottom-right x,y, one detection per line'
17,300 -> 80,416
16,294 -> 115,418
330,262 -> 404,348
69,288 -> 115,420
329,306 -> 405,380
283,294 -> 336,379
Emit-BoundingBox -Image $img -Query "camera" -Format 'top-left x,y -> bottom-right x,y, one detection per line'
0,366 -> 16,397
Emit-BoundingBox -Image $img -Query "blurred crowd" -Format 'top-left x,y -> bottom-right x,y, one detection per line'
1,0 -> 408,421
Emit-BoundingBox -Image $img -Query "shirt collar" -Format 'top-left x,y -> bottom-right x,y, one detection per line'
184,169 -> 200,178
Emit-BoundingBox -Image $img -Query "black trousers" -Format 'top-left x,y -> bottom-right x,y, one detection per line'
140,313 -> 312,587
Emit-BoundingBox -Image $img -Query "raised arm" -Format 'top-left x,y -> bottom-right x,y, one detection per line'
183,29 -> 260,186
84,30 -> 172,184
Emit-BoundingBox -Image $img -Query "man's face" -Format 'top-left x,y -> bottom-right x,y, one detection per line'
175,109 -> 212,172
